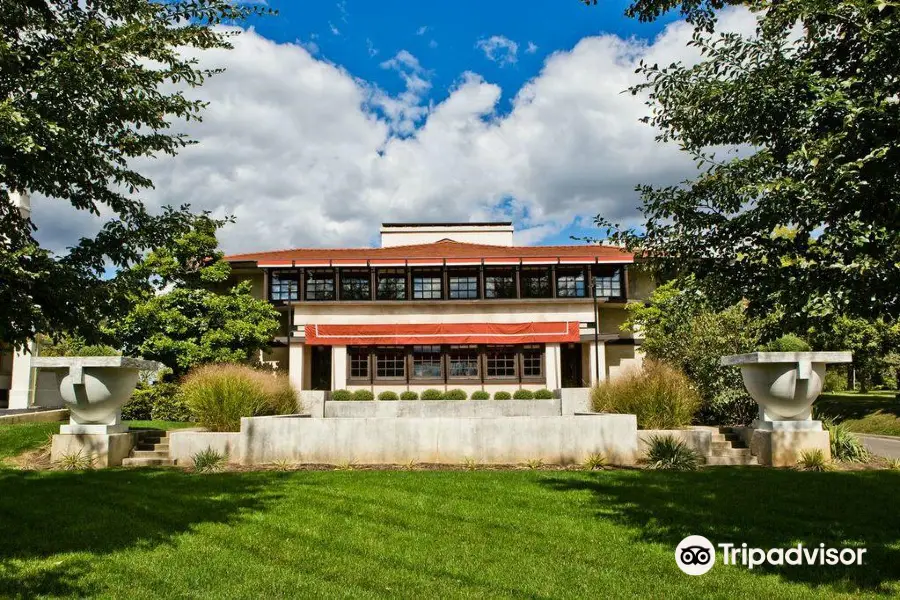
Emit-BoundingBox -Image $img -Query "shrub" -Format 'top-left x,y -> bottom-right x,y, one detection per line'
797,449 -> 832,472
122,384 -> 155,421
760,334 -> 811,352
583,452 -> 608,471
698,387 -> 757,427
192,447 -> 227,473
421,389 -> 444,400
399,391 -> 419,401
591,360 -> 700,429
823,368 -> 848,393
513,389 -> 535,400
124,381 -> 184,421
825,420 -> 871,462
180,364 -> 297,432
378,391 -> 399,401
493,391 -> 512,400
331,389 -> 353,401
471,391 -> 490,400
352,389 -> 375,401
534,388 -> 554,400
150,387 -> 193,422
644,435 -> 700,471
444,389 -> 467,400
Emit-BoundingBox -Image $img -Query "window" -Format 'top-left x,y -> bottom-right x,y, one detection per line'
269,271 -> 299,301
341,270 -> 371,300
484,269 -> 516,299
485,345 -> 517,378
377,269 -> 406,300
556,268 -> 586,298
412,345 -> 442,379
448,271 -> 478,299
349,347 -> 370,380
521,345 -> 543,378
412,270 -> 442,299
521,267 -> 551,298
448,345 -> 479,379
375,347 -> 405,379
593,267 -> 624,299
305,269 -> 335,301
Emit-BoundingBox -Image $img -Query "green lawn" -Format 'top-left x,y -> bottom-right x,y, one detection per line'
818,391 -> 900,436
124,420 -> 196,431
0,422 -> 59,461
0,467 -> 898,598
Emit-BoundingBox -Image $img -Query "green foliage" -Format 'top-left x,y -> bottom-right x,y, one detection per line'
352,390 -> 375,402
533,389 -> 554,400
797,449 -> 832,472
331,390 -> 353,402
825,420 -> 871,463
180,364 -> 296,432
823,368 -> 848,393
36,334 -> 120,358
399,391 -> 419,401
192,448 -> 227,474
644,435 -> 699,471
591,360 -> 700,429
150,389 -> 193,423
703,388 -> 757,427
112,215 -> 281,377
809,316 -> 900,393
444,389 -> 467,401
1,1 -> 270,349
123,381 -> 182,421
493,391 -> 512,400
583,452 -> 608,471
377,391 -> 399,401
598,0 -> 900,326
513,389 -> 535,400
421,389 -> 444,401
760,335 -> 811,353
55,451 -> 94,471
470,391 -> 491,400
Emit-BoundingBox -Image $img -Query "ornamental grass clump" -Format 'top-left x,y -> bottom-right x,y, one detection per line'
591,360 -> 700,429
824,420 -> 871,462
180,364 -> 297,432
644,435 -> 699,471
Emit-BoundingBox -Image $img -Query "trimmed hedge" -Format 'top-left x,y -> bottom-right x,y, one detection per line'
352,389 -> 375,402
378,391 -> 399,401
400,391 -> 419,400
494,391 -> 512,400
470,391 -> 490,400
331,389 -> 353,401
421,389 -> 444,400
444,389 -> 467,400
534,388 -> 554,400
513,389 -> 535,400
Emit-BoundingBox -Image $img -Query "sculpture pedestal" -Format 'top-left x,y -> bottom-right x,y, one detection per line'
745,421 -> 831,467
51,432 -> 136,468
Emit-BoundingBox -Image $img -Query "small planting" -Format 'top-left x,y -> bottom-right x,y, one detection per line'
180,364 -> 297,432
759,334 -> 811,352
525,458 -> 544,470
444,389 -> 467,400
335,461 -> 357,471
513,389 -> 535,400
331,389 -> 353,401
192,447 -> 227,473
422,389 -> 444,401
886,458 -> 900,471
583,452 -> 608,471
534,388 -> 554,400
591,360 -> 699,429
400,391 -> 419,401
352,389 -> 375,402
403,459 -> 418,470
55,451 -> 93,471
463,457 -> 478,471
271,459 -> 296,471
825,420 -> 871,462
493,391 -> 512,400
378,391 -> 399,401
471,391 -> 490,400
644,435 -> 700,471
797,449 -> 833,472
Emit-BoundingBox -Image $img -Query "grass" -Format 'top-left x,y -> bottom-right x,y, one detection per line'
0,422 -> 59,461
123,420 -> 196,431
0,467 -> 898,598
817,391 -> 900,437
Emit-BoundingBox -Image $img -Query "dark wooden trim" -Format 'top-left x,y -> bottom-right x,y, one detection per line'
550,265 -> 557,298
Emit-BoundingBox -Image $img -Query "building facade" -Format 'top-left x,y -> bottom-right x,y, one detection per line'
226,222 -> 653,395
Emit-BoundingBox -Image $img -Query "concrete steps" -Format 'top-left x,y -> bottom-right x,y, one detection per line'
122,430 -> 175,467
705,426 -> 758,467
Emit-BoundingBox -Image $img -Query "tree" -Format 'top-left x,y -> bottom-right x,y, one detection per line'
1,0 -> 270,349
596,0 -> 900,327
111,213 -> 280,377
809,316 -> 900,392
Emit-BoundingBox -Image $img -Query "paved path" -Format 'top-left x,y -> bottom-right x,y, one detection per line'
859,435 -> 900,459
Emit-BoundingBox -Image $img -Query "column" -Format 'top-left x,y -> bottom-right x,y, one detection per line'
587,340 -> 607,387
545,343 -> 561,391
332,346 -> 348,390
288,343 -> 305,391
9,345 -> 34,409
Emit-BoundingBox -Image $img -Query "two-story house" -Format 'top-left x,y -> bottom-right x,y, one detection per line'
225,222 -> 652,396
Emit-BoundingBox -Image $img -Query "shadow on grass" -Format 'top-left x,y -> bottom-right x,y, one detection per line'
0,468 -> 281,597
542,469 -> 900,595
817,392 -> 900,421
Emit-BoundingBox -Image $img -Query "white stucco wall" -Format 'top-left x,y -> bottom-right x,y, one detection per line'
380,224 -> 514,247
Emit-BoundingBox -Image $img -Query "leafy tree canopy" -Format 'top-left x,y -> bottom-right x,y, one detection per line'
595,0 -> 900,326
1,0 -> 269,349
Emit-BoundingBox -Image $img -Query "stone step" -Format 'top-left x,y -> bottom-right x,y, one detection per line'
705,454 -> 759,466
131,450 -> 171,459
136,443 -> 169,452
710,446 -> 752,459
711,440 -> 748,453
122,457 -> 175,467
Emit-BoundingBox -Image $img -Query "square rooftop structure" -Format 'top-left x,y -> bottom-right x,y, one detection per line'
380,222 -> 514,248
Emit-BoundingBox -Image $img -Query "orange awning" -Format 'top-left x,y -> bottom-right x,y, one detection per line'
304,322 -> 580,346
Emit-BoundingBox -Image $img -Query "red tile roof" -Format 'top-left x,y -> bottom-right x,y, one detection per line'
224,239 -> 633,266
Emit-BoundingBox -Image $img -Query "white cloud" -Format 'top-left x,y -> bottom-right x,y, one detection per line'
328,21 -> 340,36
366,38 -> 378,57
31,9 -> 759,254
476,35 -> 519,66
428,39 -> 438,49
416,26 -> 428,36
526,41 -> 539,54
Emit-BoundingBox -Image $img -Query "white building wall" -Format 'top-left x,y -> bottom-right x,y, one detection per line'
380,223 -> 514,247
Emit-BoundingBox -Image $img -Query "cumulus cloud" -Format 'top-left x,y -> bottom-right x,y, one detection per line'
31,9 -> 758,254
475,35 -> 519,66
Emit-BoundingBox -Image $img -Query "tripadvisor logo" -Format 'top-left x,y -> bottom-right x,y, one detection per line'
675,536 -> 867,575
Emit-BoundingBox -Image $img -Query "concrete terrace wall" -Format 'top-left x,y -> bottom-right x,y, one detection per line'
238,414 -> 638,466
169,431 -> 241,465
638,429 -> 712,460
325,399 -> 562,418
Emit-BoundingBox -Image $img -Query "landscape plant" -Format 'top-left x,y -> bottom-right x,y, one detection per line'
399,391 -> 419,401
513,389 -> 535,400
352,390 -> 375,402
470,391 -> 490,400
377,391 -> 399,401
644,435 -> 699,471
444,389 -> 467,401
760,335 -> 811,353
192,448 -> 227,473
534,389 -> 554,400
797,450 -> 832,472
824,420 -> 871,463
421,389 -> 444,401
493,391 -> 512,400
331,390 -> 353,401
